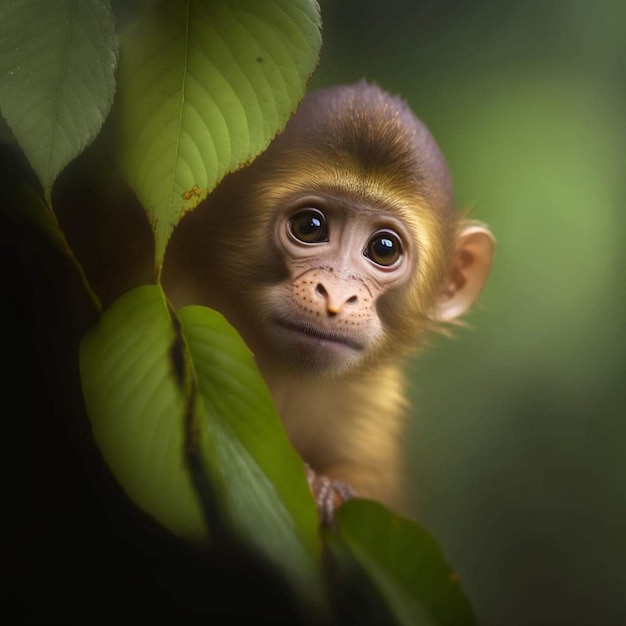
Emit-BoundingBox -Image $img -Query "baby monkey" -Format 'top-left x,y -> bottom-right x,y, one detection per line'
164,82 -> 494,524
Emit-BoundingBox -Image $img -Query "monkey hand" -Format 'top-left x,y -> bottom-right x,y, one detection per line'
305,464 -> 355,526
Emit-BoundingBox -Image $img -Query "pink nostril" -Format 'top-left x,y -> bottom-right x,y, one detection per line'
313,282 -> 358,316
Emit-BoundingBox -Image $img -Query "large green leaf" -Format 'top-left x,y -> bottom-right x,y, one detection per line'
80,285 -> 327,611
325,500 -> 477,626
179,305 -> 323,595
80,285 -> 206,542
0,0 -> 118,204
114,0 -> 322,270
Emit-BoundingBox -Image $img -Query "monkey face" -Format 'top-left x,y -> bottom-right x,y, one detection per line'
254,194 -> 415,376
164,82 -> 493,382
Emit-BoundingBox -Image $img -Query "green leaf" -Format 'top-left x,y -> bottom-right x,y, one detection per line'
179,305 -> 324,600
80,285 -> 207,543
0,0 -> 119,204
80,285 -> 327,612
325,500 -> 477,626
114,0 -> 322,271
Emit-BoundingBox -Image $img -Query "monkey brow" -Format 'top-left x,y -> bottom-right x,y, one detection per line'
308,190 -> 395,219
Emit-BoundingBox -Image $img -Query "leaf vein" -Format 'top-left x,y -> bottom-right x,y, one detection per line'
44,0 -> 79,196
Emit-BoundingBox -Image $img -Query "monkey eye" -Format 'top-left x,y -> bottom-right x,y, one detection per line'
364,230 -> 403,267
289,208 -> 328,244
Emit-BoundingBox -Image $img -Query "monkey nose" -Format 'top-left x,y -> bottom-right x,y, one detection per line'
315,283 -> 357,316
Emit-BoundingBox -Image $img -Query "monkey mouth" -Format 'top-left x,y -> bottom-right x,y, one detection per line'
274,317 -> 364,351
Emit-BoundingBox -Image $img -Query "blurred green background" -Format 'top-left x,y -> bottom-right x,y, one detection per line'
313,1 -> 625,624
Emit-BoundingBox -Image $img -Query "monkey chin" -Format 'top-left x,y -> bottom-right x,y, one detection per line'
269,318 -> 367,379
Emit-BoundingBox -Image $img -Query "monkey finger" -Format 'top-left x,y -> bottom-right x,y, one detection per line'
305,464 -> 356,526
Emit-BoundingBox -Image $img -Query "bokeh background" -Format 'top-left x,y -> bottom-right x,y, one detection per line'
313,1 -> 625,624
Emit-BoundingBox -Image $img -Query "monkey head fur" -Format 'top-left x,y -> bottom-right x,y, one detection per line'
165,82 -> 489,379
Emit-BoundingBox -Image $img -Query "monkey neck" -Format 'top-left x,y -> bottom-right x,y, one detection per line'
257,357 -> 409,510
258,357 -> 407,453
255,352 -> 391,410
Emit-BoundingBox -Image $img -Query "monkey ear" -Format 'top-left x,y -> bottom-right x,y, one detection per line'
436,223 -> 495,322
